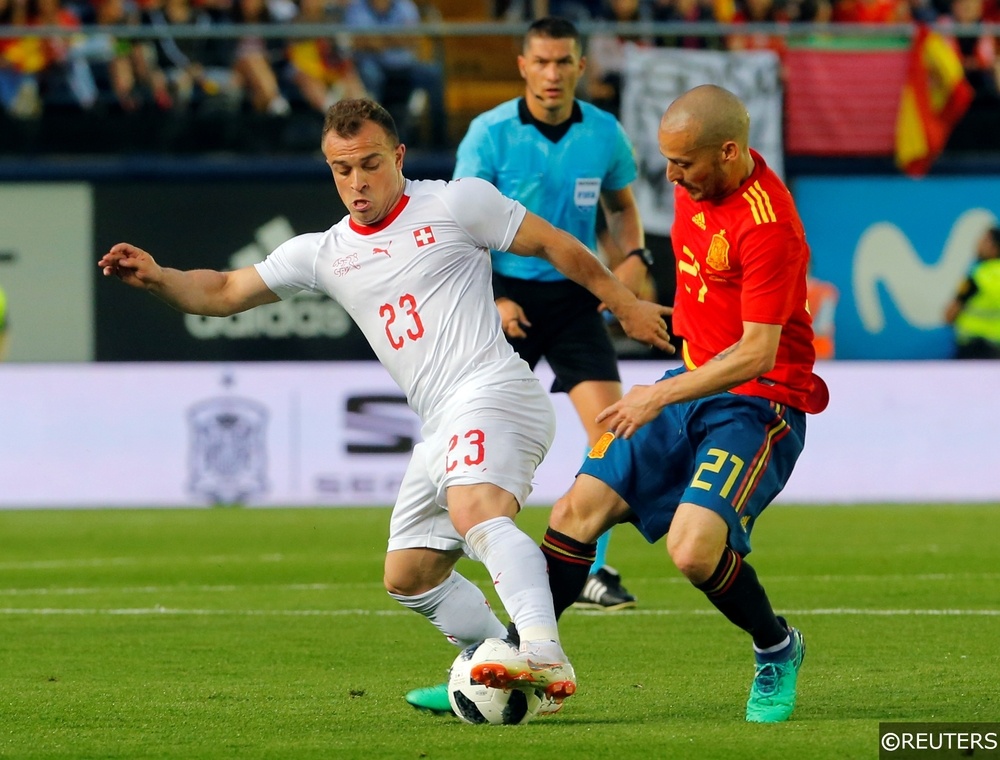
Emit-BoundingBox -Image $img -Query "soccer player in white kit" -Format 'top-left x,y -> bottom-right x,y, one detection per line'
98,99 -> 674,707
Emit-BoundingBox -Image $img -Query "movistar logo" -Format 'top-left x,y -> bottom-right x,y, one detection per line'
853,208 -> 998,333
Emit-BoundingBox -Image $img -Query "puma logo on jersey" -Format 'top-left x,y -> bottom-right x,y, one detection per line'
373,241 -> 392,257
692,212 -> 706,230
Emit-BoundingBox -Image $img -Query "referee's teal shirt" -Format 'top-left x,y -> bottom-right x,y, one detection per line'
454,98 -> 638,283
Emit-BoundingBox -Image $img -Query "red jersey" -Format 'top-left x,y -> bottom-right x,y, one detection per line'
671,150 -> 826,413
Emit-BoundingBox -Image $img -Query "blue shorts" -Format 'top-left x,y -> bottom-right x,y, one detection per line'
578,367 -> 807,556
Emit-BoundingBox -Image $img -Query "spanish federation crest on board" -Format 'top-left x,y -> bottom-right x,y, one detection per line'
188,398 -> 269,505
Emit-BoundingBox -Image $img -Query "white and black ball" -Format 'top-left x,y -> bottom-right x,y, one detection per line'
447,638 -> 543,725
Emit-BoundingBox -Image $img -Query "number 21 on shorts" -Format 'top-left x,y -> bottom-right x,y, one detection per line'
691,447 -> 745,500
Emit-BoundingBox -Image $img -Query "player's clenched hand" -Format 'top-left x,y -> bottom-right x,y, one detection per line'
496,297 -> 532,339
616,300 -> 675,354
596,383 -> 662,439
98,243 -> 163,290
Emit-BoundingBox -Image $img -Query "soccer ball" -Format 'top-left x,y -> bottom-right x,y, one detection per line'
447,637 -> 543,725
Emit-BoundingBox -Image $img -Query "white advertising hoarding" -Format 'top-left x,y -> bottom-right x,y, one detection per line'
0,361 -> 997,507
620,47 -> 783,236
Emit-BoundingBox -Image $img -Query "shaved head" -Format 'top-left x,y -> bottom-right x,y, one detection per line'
658,85 -> 754,202
661,85 -> 750,149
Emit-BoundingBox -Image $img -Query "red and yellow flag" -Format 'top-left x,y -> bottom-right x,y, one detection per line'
895,25 -> 975,177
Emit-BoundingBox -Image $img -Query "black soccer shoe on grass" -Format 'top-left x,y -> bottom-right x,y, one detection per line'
573,566 -> 637,611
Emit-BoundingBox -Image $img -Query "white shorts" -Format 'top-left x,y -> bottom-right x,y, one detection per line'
386,378 -> 555,553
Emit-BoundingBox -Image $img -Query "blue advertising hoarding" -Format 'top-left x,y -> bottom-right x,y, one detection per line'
793,177 -> 1000,359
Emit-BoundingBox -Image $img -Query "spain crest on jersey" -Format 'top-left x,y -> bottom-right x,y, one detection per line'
587,431 -> 616,459
706,230 -> 731,271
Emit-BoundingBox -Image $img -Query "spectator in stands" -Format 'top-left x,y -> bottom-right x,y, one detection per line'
832,0 -> 910,22
787,0 -> 833,23
0,0 -> 43,118
229,0 -> 291,115
73,0 -> 148,113
494,0 -> 604,20
286,0 -> 368,113
939,0 -> 1000,150
26,0 -> 106,112
585,0 -> 652,117
944,226 -> 1000,359
949,0 -> 999,96
727,0 -> 789,54
652,0 -> 725,50
136,0 -> 243,113
543,0 -> 606,19
200,0 -> 235,22
905,0 -> 939,20
343,0 -> 448,147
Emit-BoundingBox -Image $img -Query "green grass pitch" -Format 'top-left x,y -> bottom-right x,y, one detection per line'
1,504 -> 997,759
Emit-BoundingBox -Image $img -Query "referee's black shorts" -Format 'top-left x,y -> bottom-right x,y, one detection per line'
497,274 -> 620,394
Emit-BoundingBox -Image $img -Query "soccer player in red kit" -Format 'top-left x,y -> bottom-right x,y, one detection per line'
538,84 -> 828,723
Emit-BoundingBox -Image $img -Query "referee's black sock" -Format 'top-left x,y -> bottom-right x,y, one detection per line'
695,547 -> 787,649
540,528 -> 596,619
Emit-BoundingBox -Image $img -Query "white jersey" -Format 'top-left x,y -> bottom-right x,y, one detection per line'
255,177 -> 535,430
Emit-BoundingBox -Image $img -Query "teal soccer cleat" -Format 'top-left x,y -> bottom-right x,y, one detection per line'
745,619 -> 805,723
405,683 -> 454,716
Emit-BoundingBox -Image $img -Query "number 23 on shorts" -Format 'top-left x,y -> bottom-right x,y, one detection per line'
446,429 -> 486,473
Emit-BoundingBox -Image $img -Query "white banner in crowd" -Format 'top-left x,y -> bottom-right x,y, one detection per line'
1,361 -> 998,508
620,47 -> 784,236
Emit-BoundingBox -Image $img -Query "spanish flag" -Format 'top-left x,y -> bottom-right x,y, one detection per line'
895,25 -> 975,177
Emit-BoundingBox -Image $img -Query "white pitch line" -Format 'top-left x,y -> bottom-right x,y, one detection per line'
581,608 -> 1000,617
0,554 -> 288,571
0,607 -> 407,617
0,607 -> 997,617
639,573 -> 1000,584
2,572 -> 998,598
0,582 -> 379,597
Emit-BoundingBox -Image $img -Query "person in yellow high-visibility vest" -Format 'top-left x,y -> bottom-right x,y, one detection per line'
945,226 -> 1000,359
0,280 -> 9,361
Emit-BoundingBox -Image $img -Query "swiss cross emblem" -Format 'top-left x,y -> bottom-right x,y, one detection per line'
413,226 -> 435,247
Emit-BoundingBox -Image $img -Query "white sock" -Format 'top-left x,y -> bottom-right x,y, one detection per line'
464,516 -> 559,645
388,571 -> 507,648
754,636 -> 791,656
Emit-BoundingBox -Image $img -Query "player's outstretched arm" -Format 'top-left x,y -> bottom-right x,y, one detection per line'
507,212 -> 674,353
98,242 -> 279,317
596,321 -> 782,439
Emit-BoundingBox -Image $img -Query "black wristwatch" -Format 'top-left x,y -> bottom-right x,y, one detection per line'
626,247 -> 654,268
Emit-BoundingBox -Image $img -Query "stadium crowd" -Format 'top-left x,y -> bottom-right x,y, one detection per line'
1,0 -> 999,152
